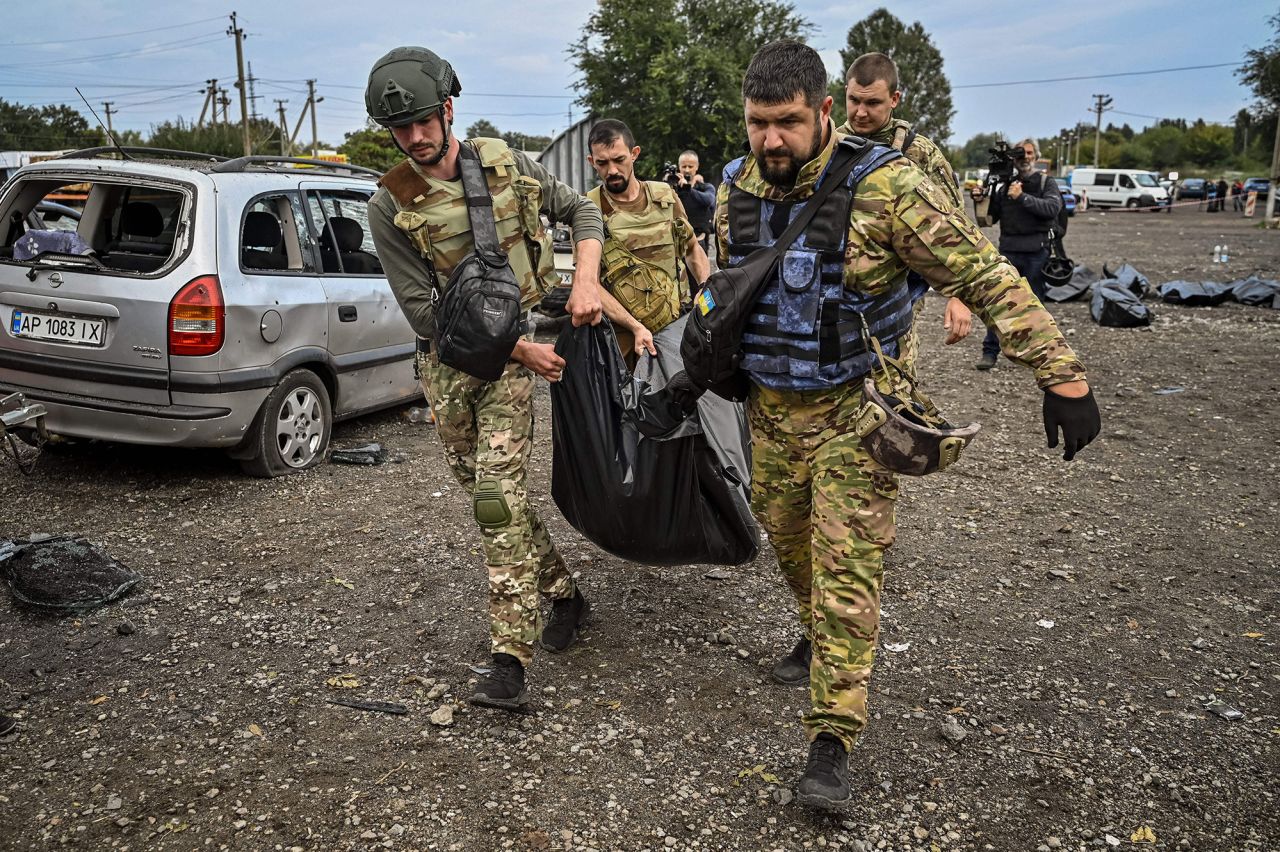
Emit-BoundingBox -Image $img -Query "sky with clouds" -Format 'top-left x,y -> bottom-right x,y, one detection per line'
1,1 -> 1273,152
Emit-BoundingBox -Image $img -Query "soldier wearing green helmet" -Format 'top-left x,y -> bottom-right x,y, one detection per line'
365,46 -> 605,711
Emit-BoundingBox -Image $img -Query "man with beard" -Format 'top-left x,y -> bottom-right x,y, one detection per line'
584,119 -> 711,362
365,46 -> 604,711
838,51 -> 971,378
711,41 -> 1099,808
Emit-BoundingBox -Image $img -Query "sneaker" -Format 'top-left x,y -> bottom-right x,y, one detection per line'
796,733 -> 851,810
975,352 -> 998,371
468,653 -> 529,711
0,714 -> 16,738
771,637 -> 811,686
539,588 -> 590,653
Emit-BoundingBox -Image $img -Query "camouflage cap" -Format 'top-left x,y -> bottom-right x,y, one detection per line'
366,46 -> 462,128
854,378 -> 982,476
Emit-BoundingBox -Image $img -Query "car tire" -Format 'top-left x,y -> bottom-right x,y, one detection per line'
239,369 -> 332,478
1125,198 -> 1139,209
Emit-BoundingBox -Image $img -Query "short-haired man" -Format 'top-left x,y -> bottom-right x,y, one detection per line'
841,51 -> 972,374
716,40 -> 1099,809
585,119 -> 711,361
970,137 -> 1063,370
365,46 -> 603,711
675,150 -> 717,256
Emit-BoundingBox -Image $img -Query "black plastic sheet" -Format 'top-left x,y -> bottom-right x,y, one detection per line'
1102,262 -> 1151,297
1091,280 -> 1153,327
1044,264 -> 1100,303
1,534 -> 140,610
1157,280 -> 1234,306
550,317 -> 758,566
1227,276 -> 1280,308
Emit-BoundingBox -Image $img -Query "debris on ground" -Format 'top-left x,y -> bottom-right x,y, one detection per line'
326,698 -> 409,716
0,534 -> 140,610
330,443 -> 389,465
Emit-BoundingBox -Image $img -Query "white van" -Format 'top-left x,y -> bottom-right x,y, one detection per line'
1070,168 -> 1170,209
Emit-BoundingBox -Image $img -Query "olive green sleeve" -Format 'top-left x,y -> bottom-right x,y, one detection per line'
888,175 -> 1087,388
511,150 -> 604,246
368,188 -> 436,338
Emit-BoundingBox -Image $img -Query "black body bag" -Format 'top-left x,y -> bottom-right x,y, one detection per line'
432,144 -> 523,382
550,317 -> 758,567
679,139 -> 874,401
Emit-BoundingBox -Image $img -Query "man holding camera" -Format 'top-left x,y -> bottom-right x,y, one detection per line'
673,151 -> 717,258
838,52 -> 972,376
970,138 -> 1062,371
586,119 -> 711,360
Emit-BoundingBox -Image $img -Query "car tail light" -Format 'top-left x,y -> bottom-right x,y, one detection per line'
169,275 -> 225,356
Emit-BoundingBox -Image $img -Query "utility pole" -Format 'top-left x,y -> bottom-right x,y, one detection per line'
228,12 -> 251,156
197,79 -> 218,127
275,99 -> 290,156
218,88 -> 231,124
247,61 -> 262,121
1266,112 -> 1280,221
308,79 -> 320,157
1091,94 -> 1113,168
101,102 -> 116,138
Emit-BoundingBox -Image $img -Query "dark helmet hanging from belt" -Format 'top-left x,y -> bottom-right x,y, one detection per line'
1042,254 -> 1075,289
365,46 -> 461,127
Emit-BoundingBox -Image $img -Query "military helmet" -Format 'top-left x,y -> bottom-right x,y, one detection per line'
366,46 -> 461,128
855,379 -> 982,476
1042,254 -> 1075,289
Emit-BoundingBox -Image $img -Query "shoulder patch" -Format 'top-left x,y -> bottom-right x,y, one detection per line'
914,176 -> 954,213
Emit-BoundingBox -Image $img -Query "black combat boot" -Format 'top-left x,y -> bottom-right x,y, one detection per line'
539,588 -> 590,653
771,636 -> 812,686
975,352 -> 997,371
468,653 -> 529,711
796,733 -> 851,810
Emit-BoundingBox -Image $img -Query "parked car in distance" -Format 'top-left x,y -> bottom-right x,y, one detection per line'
1177,178 -> 1208,200
1242,177 -> 1270,200
1056,178 -> 1076,217
0,148 -> 421,477
1070,168 -> 1170,209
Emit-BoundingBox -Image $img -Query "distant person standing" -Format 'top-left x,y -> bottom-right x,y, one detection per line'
674,150 -> 716,258
1217,179 -> 1230,213
1232,179 -> 1244,212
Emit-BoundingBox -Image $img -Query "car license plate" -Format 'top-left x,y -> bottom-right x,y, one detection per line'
10,309 -> 105,347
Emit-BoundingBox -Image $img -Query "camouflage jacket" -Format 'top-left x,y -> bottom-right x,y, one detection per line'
839,117 -> 963,210
715,123 -> 1086,389
369,137 -> 603,338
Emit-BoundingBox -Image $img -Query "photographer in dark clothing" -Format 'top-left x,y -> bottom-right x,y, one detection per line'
673,150 -> 716,255
970,138 -> 1062,370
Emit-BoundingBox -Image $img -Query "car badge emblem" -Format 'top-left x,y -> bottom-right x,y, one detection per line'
48,272 -> 63,288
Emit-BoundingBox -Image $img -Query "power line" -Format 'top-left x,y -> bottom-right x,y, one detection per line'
0,32 -> 227,69
0,15 -> 227,47
953,61 -> 1244,90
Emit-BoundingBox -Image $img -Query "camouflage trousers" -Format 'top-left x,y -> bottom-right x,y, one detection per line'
748,381 -> 899,751
417,352 -> 575,666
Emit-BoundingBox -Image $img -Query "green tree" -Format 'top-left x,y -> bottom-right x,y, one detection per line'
953,131 -> 999,168
571,0 -> 811,181
0,100 -> 103,151
832,8 -> 955,143
502,131 -> 552,152
338,122 -> 401,172
1237,11 -> 1280,167
466,119 -> 501,138
146,118 -> 284,158
1181,122 -> 1234,167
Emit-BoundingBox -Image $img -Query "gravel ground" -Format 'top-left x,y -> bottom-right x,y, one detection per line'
0,207 -> 1277,852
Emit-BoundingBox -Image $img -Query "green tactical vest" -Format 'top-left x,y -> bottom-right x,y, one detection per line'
378,137 -> 558,310
587,180 -> 690,334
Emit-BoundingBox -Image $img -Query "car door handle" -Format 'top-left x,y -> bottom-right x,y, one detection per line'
338,305 -> 358,322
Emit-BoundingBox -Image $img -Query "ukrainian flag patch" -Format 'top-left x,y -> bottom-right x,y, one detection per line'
696,289 -> 716,315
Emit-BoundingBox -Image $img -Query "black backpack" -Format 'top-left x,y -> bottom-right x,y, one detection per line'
680,138 -> 880,400
431,144 -> 524,382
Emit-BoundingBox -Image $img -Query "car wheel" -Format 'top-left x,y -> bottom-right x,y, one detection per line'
240,369 -> 332,478
1125,198 -> 1138,209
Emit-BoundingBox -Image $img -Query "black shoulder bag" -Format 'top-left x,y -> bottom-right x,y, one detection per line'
432,143 -> 524,382
680,139 -> 875,401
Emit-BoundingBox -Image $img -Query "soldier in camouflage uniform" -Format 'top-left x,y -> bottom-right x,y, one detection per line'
364,47 -> 605,711
838,52 -> 973,378
716,42 -> 1100,809
583,119 -> 711,364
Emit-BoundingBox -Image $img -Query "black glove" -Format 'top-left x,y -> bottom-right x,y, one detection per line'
666,370 -> 706,415
1042,387 -> 1101,461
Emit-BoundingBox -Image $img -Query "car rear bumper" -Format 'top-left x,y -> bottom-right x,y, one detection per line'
0,380 -> 265,448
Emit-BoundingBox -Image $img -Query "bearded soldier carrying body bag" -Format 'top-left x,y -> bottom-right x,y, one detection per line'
364,46 -> 605,711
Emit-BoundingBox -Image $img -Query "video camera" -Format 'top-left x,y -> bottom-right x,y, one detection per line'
660,162 -> 681,186
973,139 -> 1028,226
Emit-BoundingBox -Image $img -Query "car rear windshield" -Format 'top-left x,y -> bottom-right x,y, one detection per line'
0,176 -> 189,275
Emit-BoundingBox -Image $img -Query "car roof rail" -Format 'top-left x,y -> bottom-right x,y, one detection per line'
210,156 -> 382,178
56,146 -> 230,163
